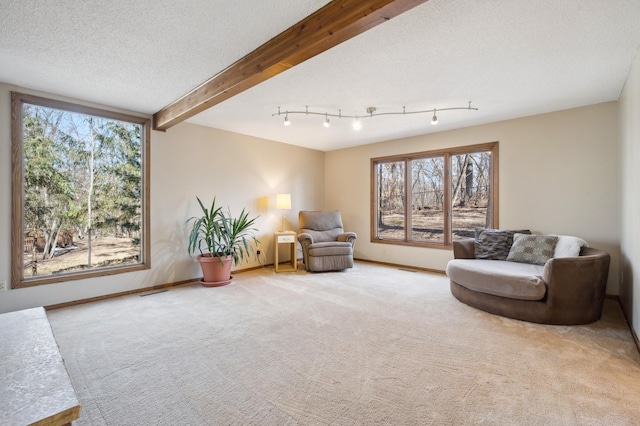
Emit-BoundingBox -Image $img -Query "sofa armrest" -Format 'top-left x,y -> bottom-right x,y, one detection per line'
452,239 -> 475,259
542,247 -> 610,323
337,232 -> 357,247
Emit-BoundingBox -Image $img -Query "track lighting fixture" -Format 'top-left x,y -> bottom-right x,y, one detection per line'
274,102 -> 477,129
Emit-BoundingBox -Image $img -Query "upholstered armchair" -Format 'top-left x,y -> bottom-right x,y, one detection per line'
298,211 -> 357,272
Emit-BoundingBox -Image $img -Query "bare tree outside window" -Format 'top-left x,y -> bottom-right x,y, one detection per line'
377,161 -> 405,240
451,152 -> 493,239
371,143 -> 498,248
411,157 -> 445,242
11,93 -> 150,288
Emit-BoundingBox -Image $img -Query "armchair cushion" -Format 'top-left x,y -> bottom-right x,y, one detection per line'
446,259 -> 546,300
299,210 -> 345,242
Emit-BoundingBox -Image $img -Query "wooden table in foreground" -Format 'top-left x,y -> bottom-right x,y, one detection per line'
0,307 -> 81,426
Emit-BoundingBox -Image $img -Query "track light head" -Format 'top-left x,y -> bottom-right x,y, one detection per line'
323,114 -> 330,128
353,117 -> 362,130
431,109 -> 438,125
284,114 -> 291,126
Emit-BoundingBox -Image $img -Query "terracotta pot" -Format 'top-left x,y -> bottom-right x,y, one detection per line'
197,254 -> 233,287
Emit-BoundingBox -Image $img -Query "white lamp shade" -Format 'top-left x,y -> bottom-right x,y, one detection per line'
276,193 -> 291,210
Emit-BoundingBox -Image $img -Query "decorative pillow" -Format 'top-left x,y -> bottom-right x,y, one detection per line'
474,228 -> 532,260
507,234 -> 559,265
549,235 -> 588,258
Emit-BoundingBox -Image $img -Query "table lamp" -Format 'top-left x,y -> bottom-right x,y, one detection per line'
276,193 -> 291,231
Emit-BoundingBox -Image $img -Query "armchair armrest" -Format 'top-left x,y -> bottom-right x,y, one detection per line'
542,247 -> 610,324
452,239 -> 475,259
337,232 -> 357,247
297,232 -> 314,267
297,232 -> 314,245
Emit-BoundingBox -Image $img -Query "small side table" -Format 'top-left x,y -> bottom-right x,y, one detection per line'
274,231 -> 297,272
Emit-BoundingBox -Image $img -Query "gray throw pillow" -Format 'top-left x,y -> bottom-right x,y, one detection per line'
507,234 -> 559,265
474,228 -> 531,260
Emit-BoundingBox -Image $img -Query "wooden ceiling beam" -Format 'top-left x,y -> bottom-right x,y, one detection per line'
153,0 -> 429,131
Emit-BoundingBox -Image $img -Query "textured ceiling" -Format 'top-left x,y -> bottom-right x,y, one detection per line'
1,0 -> 639,151
0,0 -> 330,114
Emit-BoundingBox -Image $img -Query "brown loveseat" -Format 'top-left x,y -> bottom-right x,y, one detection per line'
446,238 -> 610,325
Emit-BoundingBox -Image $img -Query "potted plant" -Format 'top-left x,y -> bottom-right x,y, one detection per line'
186,197 -> 259,287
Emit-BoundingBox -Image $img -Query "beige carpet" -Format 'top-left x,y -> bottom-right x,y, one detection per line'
47,262 -> 640,425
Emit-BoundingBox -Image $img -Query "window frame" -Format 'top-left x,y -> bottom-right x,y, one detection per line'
370,142 -> 499,249
11,92 -> 151,288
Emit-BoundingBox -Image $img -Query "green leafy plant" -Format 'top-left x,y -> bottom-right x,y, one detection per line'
186,197 -> 259,265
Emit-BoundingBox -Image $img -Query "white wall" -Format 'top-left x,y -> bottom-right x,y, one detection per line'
326,102 -> 621,294
620,49 -> 640,337
0,83 -> 325,313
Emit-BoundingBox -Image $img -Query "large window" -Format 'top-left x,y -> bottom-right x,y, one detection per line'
11,92 -> 150,288
371,142 -> 498,248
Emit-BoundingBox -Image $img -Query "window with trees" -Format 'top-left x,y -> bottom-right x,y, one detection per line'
371,142 -> 498,248
11,92 -> 150,288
